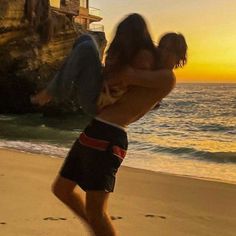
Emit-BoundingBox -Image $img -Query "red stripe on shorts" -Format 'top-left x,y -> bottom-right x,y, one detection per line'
79,132 -> 127,159
79,132 -> 109,151
112,146 -> 126,159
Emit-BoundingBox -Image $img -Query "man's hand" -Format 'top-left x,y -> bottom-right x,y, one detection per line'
127,69 -> 176,90
30,89 -> 52,106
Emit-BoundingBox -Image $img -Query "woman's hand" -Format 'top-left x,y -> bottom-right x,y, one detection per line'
106,66 -> 135,87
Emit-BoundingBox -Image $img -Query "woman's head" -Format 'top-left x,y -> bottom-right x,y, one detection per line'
105,13 -> 155,74
157,33 -> 188,69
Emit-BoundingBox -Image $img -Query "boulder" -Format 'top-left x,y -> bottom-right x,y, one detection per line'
0,0 -> 105,115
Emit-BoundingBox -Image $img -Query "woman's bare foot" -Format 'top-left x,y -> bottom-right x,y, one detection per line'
30,89 -> 52,106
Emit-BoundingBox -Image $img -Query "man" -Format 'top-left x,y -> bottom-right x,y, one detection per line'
52,36 -> 187,236
32,30 -> 187,235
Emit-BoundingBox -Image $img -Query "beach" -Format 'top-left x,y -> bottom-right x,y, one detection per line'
1,0 -> 235,235
0,148 -> 236,236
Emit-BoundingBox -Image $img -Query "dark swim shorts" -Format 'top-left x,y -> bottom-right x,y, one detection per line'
59,119 -> 128,192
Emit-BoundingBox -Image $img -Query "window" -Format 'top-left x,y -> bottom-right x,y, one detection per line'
60,0 -> 66,5
80,0 -> 88,8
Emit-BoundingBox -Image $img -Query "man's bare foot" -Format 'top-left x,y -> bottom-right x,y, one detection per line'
30,89 -> 52,106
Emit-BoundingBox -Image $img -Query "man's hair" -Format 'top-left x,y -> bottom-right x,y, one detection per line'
158,33 -> 188,68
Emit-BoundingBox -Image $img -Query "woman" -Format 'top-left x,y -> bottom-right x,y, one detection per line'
97,13 -> 157,111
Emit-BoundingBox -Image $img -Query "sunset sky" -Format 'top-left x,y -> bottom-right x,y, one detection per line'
90,0 -> 236,83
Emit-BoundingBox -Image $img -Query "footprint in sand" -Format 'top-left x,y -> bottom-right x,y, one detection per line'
145,214 -> 166,219
111,216 -> 123,220
43,217 -> 67,221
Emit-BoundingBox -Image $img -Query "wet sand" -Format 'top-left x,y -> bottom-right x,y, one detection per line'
0,148 -> 236,236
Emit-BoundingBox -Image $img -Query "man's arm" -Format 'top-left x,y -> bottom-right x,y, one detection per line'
124,67 -> 176,91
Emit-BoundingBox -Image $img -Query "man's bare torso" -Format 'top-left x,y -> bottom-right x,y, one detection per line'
97,50 -> 174,127
97,86 -> 170,127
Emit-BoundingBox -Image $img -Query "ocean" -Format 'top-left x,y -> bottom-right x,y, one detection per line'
0,83 -> 236,184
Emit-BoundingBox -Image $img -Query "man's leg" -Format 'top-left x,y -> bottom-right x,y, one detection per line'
86,191 -> 117,236
52,175 -> 88,224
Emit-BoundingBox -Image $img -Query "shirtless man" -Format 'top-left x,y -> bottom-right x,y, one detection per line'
51,64 -> 175,236
100,32 -> 187,127
52,33 -> 187,236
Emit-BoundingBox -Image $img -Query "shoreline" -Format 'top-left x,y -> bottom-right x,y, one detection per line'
1,148 -> 236,236
1,146 -> 236,186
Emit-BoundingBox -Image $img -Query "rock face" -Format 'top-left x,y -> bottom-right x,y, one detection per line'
0,0 -> 105,115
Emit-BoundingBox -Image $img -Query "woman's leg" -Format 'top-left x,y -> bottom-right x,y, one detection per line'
45,35 -> 102,115
31,34 -> 102,114
86,191 -> 117,236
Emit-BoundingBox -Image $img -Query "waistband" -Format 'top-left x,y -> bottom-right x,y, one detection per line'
94,117 -> 126,131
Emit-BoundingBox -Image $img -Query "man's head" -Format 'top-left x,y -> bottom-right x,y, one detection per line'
157,33 -> 187,69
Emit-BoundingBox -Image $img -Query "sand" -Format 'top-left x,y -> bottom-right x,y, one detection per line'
0,148 -> 236,236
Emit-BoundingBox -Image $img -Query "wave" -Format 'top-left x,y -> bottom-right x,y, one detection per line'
1,139 -> 236,165
198,124 -> 235,132
147,146 -> 236,164
0,140 -> 68,158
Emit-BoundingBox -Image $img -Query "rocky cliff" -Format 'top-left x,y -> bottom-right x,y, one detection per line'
0,0 -> 105,115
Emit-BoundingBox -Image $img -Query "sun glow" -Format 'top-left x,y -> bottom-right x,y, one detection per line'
91,0 -> 236,83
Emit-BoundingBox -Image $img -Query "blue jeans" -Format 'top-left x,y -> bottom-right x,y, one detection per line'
46,34 -> 103,116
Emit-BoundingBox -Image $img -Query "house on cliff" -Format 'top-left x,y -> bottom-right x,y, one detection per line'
49,0 -> 103,31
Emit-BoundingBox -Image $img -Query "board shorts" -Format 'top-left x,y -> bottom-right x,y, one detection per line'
59,118 -> 128,192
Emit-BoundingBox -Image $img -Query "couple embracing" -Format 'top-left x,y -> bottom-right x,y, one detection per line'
32,13 -> 187,236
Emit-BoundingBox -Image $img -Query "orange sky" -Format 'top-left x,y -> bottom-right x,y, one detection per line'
91,0 -> 236,83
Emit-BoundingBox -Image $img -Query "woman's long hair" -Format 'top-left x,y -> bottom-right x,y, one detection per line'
104,13 -> 155,76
